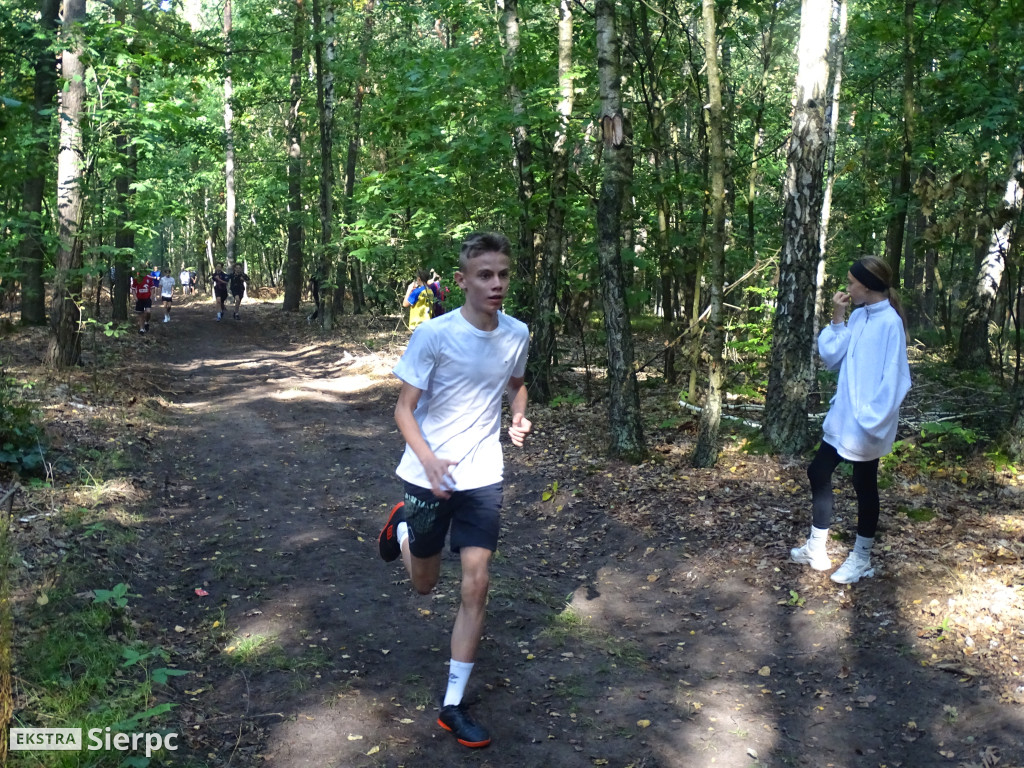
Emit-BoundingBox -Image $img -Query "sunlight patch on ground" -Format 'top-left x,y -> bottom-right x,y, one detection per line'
271,374 -> 380,400
991,510 -> 1024,533
71,477 -> 145,506
278,528 -> 337,550
943,575 -> 1023,641
263,708 -> 380,766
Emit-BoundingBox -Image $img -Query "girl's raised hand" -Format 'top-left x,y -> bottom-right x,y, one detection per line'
831,291 -> 850,323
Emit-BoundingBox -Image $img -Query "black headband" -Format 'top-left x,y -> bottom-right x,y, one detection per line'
850,261 -> 888,293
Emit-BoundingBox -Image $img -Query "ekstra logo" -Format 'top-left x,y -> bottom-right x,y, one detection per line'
10,727 -> 179,757
10,728 -> 82,750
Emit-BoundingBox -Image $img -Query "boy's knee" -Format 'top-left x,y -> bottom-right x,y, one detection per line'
461,569 -> 489,603
411,576 -> 437,596
409,556 -> 441,595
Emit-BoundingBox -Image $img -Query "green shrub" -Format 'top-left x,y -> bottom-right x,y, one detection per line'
0,366 -> 44,474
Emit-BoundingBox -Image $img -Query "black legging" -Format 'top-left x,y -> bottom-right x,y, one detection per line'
808,441 -> 880,538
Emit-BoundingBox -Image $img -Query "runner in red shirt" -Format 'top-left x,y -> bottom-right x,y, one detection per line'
131,269 -> 157,334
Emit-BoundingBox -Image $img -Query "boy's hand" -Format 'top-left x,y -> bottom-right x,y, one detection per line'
424,456 -> 458,499
508,414 -> 532,447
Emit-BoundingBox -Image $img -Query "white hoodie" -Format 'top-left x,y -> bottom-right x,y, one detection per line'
818,299 -> 911,462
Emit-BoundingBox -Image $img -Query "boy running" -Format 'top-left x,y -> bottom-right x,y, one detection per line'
158,268 -> 175,323
229,263 -> 249,320
212,263 -> 229,320
377,232 -> 531,749
131,268 -> 156,334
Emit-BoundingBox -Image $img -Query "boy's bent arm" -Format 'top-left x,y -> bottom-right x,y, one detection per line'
506,376 -> 531,447
394,381 -> 457,497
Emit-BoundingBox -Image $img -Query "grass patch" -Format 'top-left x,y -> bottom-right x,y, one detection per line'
222,634 -> 327,673
10,584 -> 187,767
539,603 -> 648,668
900,505 -> 937,523
77,446 -> 135,481
224,633 -> 281,666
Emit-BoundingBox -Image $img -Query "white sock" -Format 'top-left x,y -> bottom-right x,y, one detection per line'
808,526 -> 829,551
443,659 -> 474,707
397,522 -> 409,548
853,534 -> 873,560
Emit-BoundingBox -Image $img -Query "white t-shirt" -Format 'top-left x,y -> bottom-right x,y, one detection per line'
159,276 -> 175,298
393,309 -> 529,491
179,270 -> 190,285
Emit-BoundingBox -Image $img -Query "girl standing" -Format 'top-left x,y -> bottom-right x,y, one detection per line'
790,256 -> 912,584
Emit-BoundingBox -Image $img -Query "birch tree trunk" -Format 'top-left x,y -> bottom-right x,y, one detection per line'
763,0 -> 831,454
693,0 -> 727,468
527,0 -> 573,403
956,142 -> 1024,369
283,0 -> 305,311
223,0 -> 237,267
19,0 -> 60,326
595,0 -> 645,462
818,0 -> 847,267
46,0 -> 87,368
919,160 -> 939,330
312,0 -> 336,329
815,0 -> 847,333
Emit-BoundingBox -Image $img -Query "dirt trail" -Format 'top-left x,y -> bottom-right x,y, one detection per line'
126,299 -> 1023,768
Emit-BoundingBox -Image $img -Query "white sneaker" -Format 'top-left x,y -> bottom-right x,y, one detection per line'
789,542 -> 832,571
163,316 -> 170,323
830,553 -> 875,584
217,312 -> 222,321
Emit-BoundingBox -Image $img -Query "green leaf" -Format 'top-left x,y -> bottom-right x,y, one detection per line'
151,668 -> 191,685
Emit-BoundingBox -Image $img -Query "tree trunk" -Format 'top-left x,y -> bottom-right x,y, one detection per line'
527,0 -> 573,403
499,0 -> 537,313
1008,382 -> 1024,462
764,0 -> 831,454
223,0 -> 237,267
693,0 -> 727,468
919,160 -> 938,330
46,0 -> 87,368
956,142 -> 1024,369
595,0 -> 646,462
718,1 -> 736,225
283,0 -> 305,311
883,0 -> 917,287
745,1 -> 780,258
631,0 -> 678,385
340,0 -> 375,317
349,258 -> 364,313
817,0 -> 848,328
656,175 -> 675,385
312,0 -> 336,329
112,1 -> 138,323
19,0 -> 61,326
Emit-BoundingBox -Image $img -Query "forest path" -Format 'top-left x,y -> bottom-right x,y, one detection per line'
123,297 -> 1023,768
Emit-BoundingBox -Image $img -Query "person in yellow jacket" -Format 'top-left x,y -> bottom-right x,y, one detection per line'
403,269 -> 440,330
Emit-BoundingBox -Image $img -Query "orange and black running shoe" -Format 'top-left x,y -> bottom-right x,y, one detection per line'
438,703 -> 491,748
377,502 -> 405,562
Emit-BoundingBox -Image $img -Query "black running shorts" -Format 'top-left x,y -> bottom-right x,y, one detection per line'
401,481 -> 502,558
